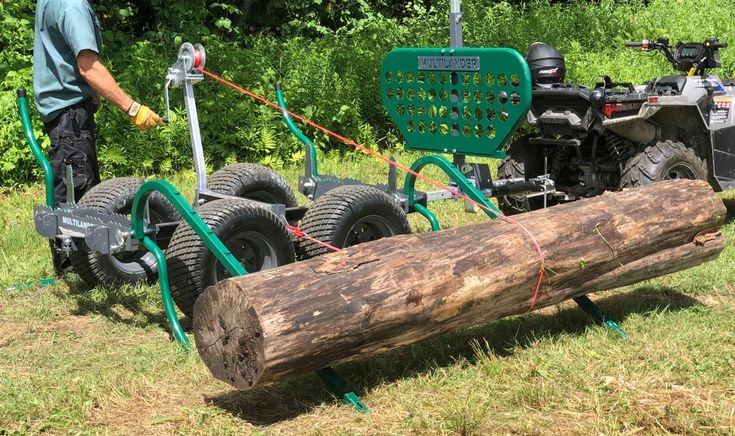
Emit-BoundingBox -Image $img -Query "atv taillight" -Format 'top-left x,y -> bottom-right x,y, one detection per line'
602,103 -> 642,118
602,104 -> 619,118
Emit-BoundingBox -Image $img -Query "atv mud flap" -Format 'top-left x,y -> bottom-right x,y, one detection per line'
712,125 -> 735,190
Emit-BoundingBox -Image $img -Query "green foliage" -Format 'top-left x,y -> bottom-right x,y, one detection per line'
2,0 -> 735,188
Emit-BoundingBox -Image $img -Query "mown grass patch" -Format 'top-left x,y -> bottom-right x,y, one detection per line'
1,157 -> 734,434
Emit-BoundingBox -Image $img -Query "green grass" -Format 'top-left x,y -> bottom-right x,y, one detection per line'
1,154 -> 734,434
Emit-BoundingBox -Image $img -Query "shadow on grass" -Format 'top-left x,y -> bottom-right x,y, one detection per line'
63,275 -> 177,330
205,286 -> 701,425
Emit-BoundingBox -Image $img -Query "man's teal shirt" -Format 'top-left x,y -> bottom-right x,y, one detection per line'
33,0 -> 102,122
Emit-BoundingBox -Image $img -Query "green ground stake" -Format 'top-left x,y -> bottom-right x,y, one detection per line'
5,278 -> 58,292
316,368 -> 369,414
414,203 -> 441,231
17,89 -> 54,208
573,295 -> 628,339
131,180 -> 247,277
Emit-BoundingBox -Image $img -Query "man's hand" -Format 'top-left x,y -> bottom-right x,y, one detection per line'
128,102 -> 164,130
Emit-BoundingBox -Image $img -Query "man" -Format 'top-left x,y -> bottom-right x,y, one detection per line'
33,0 -> 163,206
33,0 -> 164,273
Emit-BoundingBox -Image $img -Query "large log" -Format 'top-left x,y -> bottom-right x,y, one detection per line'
193,180 -> 726,390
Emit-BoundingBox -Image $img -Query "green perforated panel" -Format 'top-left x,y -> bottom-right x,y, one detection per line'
381,48 -> 531,157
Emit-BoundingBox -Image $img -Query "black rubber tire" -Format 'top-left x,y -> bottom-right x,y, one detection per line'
295,185 -> 411,260
166,198 -> 295,318
496,134 -> 547,215
208,163 -> 298,207
620,140 -> 707,188
70,177 -> 179,287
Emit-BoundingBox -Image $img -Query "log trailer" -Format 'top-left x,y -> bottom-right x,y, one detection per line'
15,0 -> 723,413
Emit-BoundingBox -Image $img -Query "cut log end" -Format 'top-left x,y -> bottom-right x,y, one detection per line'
192,279 -> 265,390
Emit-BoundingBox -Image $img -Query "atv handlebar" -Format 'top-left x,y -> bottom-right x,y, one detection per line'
625,38 -> 727,74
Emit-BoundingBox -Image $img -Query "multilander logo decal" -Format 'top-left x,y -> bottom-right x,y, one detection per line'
417,56 -> 480,72
61,216 -> 94,230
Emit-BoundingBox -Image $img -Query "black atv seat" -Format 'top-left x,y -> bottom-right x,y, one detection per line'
532,83 -> 592,102
649,75 -> 687,95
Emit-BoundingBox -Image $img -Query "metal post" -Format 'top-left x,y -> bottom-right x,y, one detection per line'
183,81 -> 208,204
449,0 -> 463,49
65,162 -> 75,204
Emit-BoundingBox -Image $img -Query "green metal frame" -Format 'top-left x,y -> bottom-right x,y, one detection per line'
403,155 -> 501,229
130,180 -> 248,348
17,90 -> 55,208
380,48 -> 531,157
130,181 -> 367,412
275,85 -> 318,178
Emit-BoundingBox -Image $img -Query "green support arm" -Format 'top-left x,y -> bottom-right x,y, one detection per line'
403,155 -> 502,226
275,84 -> 318,178
17,89 -> 55,208
130,181 -> 369,413
130,180 -> 249,348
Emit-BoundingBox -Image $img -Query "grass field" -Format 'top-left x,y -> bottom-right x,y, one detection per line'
1,154 -> 734,434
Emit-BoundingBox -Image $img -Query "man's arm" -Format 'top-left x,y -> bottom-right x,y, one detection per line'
77,49 -> 134,112
77,49 -> 163,129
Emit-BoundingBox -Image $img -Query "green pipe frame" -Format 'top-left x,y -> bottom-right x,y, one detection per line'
403,155 -> 502,229
131,180 -> 249,348
275,85 -> 318,178
17,89 -> 55,208
131,181 -> 368,412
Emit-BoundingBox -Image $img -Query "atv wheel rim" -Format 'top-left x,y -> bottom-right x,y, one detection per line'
665,163 -> 698,180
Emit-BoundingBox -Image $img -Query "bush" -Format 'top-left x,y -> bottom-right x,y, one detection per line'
2,0 -> 734,188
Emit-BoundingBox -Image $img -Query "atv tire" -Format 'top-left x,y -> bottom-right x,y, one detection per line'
496,135 -> 548,215
208,163 -> 298,207
620,140 -> 707,188
295,185 -> 411,260
166,198 -> 295,318
70,177 -> 179,287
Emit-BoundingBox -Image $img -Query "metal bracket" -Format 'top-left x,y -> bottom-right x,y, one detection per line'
33,205 -> 143,254
164,42 -> 209,202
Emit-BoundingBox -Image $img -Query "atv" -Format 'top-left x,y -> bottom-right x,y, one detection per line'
498,38 -> 734,214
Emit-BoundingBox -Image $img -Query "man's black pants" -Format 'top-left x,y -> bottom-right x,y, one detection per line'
43,98 -> 101,274
43,98 -> 101,206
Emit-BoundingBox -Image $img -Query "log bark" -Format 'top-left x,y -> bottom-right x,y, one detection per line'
193,180 -> 726,391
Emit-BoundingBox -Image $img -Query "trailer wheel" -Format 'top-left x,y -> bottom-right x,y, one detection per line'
70,177 -> 179,287
620,140 -> 707,188
496,135 -> 547,215
167,198 -> 295,318
208,163 -> 298,207
295,185 -> 410,260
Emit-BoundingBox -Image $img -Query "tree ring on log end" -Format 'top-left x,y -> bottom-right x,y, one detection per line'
193,281 -> 265,390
